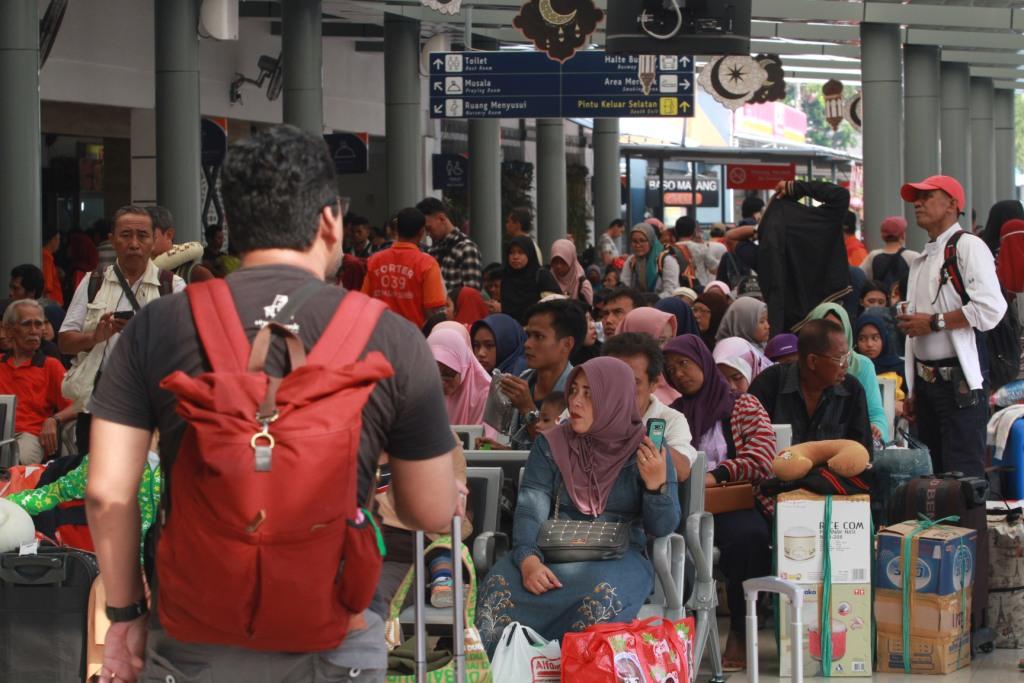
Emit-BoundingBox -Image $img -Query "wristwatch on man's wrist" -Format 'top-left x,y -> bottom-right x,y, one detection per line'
930,313 -> 947,332
105,600 -> 148,623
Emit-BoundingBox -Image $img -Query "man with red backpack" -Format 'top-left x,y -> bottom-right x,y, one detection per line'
85,125 -> 461,682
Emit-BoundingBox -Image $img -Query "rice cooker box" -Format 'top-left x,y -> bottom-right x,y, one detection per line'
776,491 -> 872,585
875,522 -> 976,596
779,583 -> 873,677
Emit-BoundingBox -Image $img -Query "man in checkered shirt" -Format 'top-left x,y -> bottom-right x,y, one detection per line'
416,197 -> 484,291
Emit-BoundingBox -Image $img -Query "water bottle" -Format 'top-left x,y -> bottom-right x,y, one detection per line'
992,379 -> 1024,407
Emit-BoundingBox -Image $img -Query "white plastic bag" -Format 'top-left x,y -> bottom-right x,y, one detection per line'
491,622 -> 561,683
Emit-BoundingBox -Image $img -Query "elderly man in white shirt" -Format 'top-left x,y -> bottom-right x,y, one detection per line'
602,331 -> 698,483
898,175 -> 1007,477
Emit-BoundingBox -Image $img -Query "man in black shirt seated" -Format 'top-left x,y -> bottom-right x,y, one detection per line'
748,319 -> 873,454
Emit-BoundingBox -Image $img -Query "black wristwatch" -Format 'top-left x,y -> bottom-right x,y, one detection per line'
105,600 -> 149,623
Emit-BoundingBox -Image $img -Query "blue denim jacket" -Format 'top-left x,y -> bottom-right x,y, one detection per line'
511,435 -> 681,567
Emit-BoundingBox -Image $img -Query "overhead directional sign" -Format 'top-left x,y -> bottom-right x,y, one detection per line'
428,51 -> 694,119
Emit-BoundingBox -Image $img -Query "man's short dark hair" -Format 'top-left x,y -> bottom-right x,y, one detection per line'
524,299 -> 587,350
843,210 -> 858,235
395,207 -> 426,240
42,225 -> 59,244
89,218 -> 112,239
741,196 -> 765,219
204,224 -> 223,242
674,215 -> 697,238
798,319 -> 845,358
542,391 -> 566,412
608,218 -> 625,230
10,264 -> 45,299
416,197 -> 448,219
483,262 -> 503,281
710,225 -> 726,238
605,286 -> 645,310
345,213 -> 370,229
221,124 -> 338,254
111,205 -> 153,229
147,205 -> 174,233
509,207 -> 533,233
603,332 -> 664,383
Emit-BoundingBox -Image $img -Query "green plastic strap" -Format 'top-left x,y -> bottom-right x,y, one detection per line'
900,514 -> 960,672
821,495 -> 833,677
956,535 -> 968,664
362,507 -> 387,558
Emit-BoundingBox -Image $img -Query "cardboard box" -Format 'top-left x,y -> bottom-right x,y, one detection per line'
776,491 -> 872,585
874,589 -> 972,637
876,522 -> 976,596
876,630 -> 971,674
779,583 -> 872,677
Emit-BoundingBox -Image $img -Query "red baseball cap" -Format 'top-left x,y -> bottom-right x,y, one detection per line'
900,175 -> 965,213
880,216 -> 907,239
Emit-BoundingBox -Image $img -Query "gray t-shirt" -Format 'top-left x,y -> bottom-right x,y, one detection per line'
90,264 -> 455,666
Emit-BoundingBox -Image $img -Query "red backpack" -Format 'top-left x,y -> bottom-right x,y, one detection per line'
156,280 -> 394,652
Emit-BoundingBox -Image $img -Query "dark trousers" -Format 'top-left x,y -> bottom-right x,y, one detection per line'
714,508 -> 771,634
914,374 -> 988,478
75,413 -> 92,457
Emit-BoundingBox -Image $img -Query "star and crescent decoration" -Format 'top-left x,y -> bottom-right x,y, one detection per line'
513,0 -> 604,63
421,0 -> 462,15
698,55 -> 768,111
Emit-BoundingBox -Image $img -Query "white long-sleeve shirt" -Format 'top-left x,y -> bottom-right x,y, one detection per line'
904,223 -> 1007,392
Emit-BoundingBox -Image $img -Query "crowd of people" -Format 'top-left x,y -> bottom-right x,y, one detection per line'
1,124 -> 1022,682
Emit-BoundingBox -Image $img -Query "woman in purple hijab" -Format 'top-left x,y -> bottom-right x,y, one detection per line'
475,357 -> 680,656
661,334 -> 776,672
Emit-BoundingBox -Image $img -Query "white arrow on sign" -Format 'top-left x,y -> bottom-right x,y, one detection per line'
433,58 -> 444,69
433,103 -> 444,114
433,81 -> 443,92
681,79 -> 691,90
680,56 -> 691,67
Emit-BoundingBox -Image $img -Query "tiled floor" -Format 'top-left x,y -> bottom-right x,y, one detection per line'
699,619 -> 1022,682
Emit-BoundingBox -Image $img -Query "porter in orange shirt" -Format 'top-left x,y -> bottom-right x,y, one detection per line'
362,208 -> 447,328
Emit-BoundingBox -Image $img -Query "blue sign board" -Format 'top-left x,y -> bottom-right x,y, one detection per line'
428,51 -> 694,119
432,153 -> 469,190
323,133 -> 369,174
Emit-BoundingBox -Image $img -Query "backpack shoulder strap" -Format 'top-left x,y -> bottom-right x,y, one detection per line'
308,290 -> 388,367
186,279 -> 251,373
86,269 -> 104,304
158,269 -> 175,297
941,230 -> 970,305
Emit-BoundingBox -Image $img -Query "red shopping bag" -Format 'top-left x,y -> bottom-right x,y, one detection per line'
561,617 -> 694,683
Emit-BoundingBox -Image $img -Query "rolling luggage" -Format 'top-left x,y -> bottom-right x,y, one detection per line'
987,503 -> 1024,649
0,544 -> 98,682
744,577 -> 805,683
888,473 -> 993,653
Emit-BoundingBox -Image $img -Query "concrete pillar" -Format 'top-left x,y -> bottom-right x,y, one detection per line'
155,0 -> 202,242
536,119 -> 567,256
593,118 -> 621,242
994,89 -> 1016,202
940,62 -> 972,225
902,45 -> 940,252
469,120 -> 502,265
0,0 -> 41,277
467,36 -> 502,265
384,14 -> 422,214
970,77 -> 996,226
282,0 -> 323,134
860,23 -> 904,252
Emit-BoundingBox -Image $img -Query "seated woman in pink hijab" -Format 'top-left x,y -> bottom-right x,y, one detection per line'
615,306 -> 681,405
427,327 -> 493,428
712,337 -> 774,394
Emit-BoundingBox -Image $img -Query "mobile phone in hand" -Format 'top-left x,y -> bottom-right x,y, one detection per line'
646,418 -> 666,452
112,311 -> 134,321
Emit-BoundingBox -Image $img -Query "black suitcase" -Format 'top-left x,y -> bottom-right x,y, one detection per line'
0,545 -> 98,682
888,472 -> 994,653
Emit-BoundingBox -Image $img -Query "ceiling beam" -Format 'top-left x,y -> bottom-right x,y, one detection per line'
970,66 -> 1024,81
942,50 -> 1024,67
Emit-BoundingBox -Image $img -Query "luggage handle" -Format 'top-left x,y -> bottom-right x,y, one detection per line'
0,554 -> 67,585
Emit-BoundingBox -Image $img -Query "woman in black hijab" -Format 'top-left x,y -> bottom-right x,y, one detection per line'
501,235 -> 560,325
983,199 -> 1024,256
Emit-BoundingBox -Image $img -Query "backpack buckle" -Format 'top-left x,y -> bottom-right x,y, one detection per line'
251,411 -> 279,472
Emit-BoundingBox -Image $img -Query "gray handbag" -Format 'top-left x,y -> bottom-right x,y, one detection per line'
537,484 -> 631,563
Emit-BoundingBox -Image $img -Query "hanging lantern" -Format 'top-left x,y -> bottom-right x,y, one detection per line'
822,79 -> 845,131
638,55 -> 657,96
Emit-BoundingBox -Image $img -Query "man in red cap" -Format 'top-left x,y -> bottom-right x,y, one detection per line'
898,175 -> 1006,477
859,216 -> 919,300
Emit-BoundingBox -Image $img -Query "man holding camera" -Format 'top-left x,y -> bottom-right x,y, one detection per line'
59,206 -> 184,452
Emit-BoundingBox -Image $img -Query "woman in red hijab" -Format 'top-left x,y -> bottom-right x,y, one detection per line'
451,286 -> 489,327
